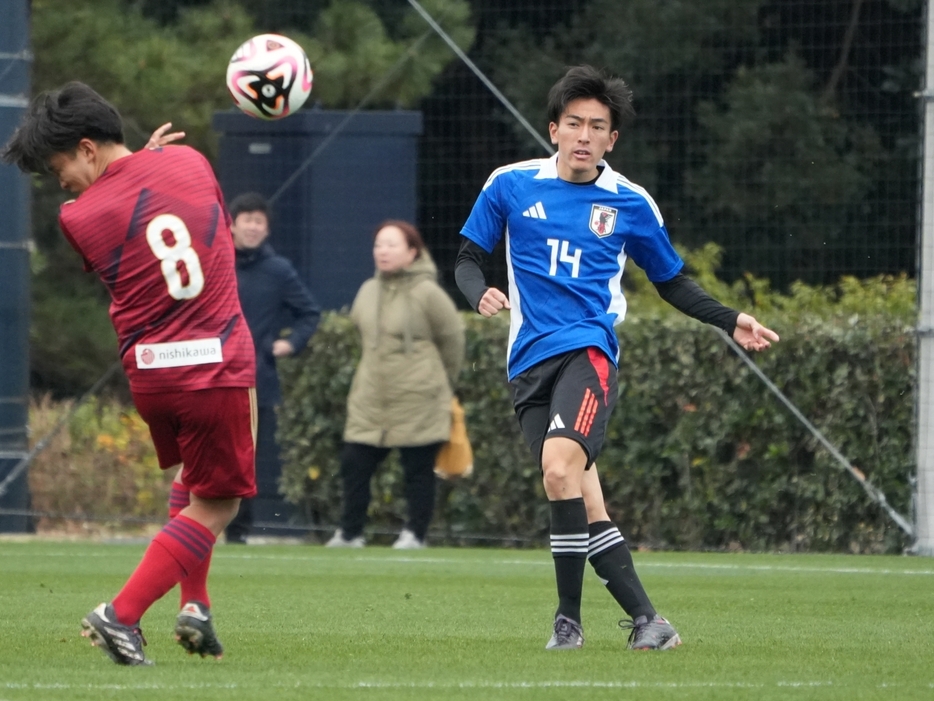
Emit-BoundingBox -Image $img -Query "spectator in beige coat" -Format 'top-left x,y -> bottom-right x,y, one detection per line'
326,220 -> 465,549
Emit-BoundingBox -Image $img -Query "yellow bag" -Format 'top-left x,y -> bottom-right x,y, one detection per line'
434,397 -> 473,479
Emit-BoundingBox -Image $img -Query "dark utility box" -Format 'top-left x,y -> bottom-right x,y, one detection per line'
213,109 -> 423,311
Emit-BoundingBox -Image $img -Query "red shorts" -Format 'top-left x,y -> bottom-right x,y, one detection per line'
134,386 -> 257,499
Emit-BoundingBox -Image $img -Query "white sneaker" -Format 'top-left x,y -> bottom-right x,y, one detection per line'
392,528 -> 426,550
325,529 -> 365,548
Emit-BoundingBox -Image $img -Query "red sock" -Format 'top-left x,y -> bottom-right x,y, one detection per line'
112,515 -> 215,625
180,549 -> 212,608
168,483 -> 190,519
166,484 -> 212,607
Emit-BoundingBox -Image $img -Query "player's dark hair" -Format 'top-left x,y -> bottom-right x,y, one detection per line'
374,219 -> 426,259
546,65 -> 635,132
0,81 -> 124,173
229,192 -> 270,222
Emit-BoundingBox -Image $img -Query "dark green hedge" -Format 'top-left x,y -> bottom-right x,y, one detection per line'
278,305 -> 914,554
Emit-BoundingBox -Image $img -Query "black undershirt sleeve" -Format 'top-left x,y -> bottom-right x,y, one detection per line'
455,236 -> 491,313
653,272 -> 740,336
455,235 -> 739,335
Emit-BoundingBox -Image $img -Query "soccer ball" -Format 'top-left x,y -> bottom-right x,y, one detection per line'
226,34 -> 313,120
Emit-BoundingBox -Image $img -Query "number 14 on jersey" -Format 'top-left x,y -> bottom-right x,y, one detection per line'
547,238 -> 581,278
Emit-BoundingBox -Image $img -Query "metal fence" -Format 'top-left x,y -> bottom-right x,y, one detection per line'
4,0 -> 925,540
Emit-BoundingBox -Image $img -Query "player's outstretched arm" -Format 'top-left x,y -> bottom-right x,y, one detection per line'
653,273 -> 778,351
145,122 -> 186,150
732,312 -> 779,352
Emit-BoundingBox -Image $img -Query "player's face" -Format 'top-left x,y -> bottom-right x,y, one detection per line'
373,225 -> 417,274
231,211 -> 270,250
48,144 -> 98,194
549,98 -> 619,183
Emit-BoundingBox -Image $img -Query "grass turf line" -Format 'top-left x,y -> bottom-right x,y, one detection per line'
1,542 -> 933,701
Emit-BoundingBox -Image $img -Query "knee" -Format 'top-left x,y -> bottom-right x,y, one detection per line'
184,497 -> 244,537
222,498 -> 242,523
541,462 -> 574,498
210,499 -> 242,531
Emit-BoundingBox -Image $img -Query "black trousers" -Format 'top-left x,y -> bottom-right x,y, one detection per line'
226,405 -> 279,541
339,441 -> 442,541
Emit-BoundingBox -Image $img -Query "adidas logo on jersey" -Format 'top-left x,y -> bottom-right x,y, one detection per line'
548,414 -> 565,432
522,202 -> 547,219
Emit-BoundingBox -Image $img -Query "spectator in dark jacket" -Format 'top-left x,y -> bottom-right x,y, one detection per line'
225,192 -> 321,543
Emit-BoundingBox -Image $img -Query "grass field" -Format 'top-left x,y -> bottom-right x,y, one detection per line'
2,540 -> 933,701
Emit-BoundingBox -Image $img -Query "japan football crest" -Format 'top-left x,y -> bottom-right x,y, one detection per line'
589,205 -> 617,238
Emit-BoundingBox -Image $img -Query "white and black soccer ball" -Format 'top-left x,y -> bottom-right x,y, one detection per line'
226,34 -> 313,120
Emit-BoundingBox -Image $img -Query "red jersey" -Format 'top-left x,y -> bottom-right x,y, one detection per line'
58,146 -> 255,393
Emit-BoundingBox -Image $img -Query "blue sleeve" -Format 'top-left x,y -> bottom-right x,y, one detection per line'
460,172 -> 508,254
624,201 -> 684,283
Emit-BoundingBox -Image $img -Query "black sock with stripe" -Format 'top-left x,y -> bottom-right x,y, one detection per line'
588,520 -> 656,621
550,498 -> 589,624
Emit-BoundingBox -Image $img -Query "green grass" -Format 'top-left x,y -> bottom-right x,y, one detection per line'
1,540 -> 933,701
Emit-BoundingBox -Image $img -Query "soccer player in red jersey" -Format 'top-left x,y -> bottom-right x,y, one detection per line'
2,82 -> 256,665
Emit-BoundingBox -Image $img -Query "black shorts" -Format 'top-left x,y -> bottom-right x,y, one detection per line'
509,347 -> 618,469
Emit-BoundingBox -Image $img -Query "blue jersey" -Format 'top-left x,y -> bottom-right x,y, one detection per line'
461,155 -> 683,380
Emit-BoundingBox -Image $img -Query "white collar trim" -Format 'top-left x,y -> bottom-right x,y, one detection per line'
534,153 -> 619,193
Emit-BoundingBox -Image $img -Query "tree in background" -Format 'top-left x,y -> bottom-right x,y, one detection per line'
33,0 -> 251,156
301,0 -> 474,109
23,0 -> 923,393
480,0 -> 921,288
688,55 -> 880,284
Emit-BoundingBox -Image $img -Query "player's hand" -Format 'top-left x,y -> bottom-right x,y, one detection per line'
145,122 -> 186,150
732,312 -> 779,352
272,339 -> 295,357
477,287 -> 511,318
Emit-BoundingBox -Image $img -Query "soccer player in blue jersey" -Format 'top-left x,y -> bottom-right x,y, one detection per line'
455,65 -> 779,652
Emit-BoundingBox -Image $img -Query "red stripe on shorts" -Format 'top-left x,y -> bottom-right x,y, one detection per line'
574,390 -> 599,437
581,394 -> 599,437
575,388 -> 594,433
581,394 -> 598,436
